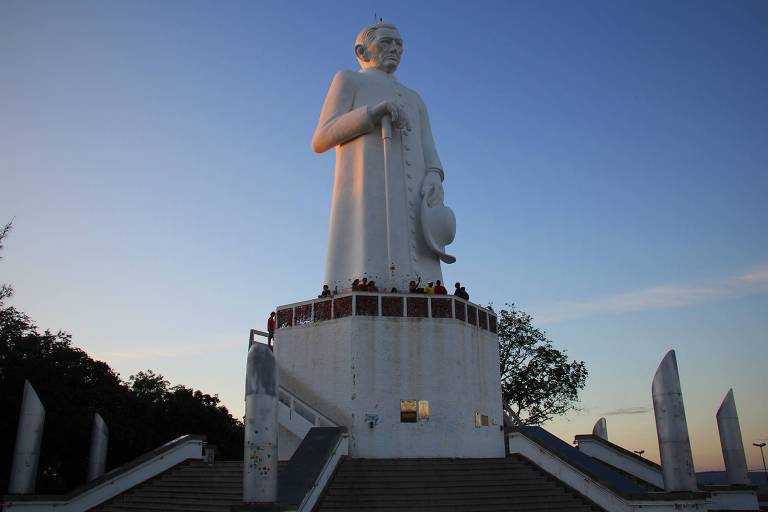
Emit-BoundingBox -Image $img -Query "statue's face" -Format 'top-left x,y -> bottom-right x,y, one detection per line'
361,27 -> 403,73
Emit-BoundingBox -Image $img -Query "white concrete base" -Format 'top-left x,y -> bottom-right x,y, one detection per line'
707,489 -> 760,511
276,314 -> 504,458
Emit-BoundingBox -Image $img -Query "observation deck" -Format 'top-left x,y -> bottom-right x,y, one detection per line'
275,291 -> 497,333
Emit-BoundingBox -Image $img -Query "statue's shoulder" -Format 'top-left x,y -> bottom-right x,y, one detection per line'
331,69 -> 364,85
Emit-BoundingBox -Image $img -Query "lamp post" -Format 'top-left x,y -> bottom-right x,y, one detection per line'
754,442 -> 767,480
633,450 -> 645,457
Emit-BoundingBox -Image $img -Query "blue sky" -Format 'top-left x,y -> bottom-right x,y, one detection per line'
1,0 -> 766,470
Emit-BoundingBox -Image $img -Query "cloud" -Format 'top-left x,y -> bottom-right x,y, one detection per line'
536,263 -> 768,324
737,266 -> 768,285
602,406 -> 651,416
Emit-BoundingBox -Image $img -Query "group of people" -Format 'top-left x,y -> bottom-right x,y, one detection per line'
316,279 -> 470,300
408,279 -> 469,300
351,278 -> 379,292
318,278 -> 384,297
407,278 -> 446,295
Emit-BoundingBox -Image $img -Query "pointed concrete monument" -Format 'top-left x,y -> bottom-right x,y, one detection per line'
592,417 -> 608,441
9,380 -> 46,494
87,413 -> 109,481
651,350 -> 698,492
243,343 -> 278,504
716,389 -> 750,485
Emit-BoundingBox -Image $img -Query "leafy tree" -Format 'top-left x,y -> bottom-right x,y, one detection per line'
0,220 -> 13,301
497,304 -> 588,426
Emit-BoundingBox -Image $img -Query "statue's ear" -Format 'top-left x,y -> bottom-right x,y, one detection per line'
354,44 -> 368,61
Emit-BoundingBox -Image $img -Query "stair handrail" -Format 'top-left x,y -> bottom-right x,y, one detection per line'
279,384 -> 339,428
1,435 -> 207,511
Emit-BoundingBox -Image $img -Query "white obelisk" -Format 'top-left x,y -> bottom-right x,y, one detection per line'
243,343 -> 278,504
716,389 -> 750,485
9,380 -> 46,494
651,350 -> 698,491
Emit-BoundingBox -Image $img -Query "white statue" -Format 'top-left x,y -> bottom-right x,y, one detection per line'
312,23 -> 456,291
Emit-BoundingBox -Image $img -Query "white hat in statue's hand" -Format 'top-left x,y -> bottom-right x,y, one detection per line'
421,195 -> 456,264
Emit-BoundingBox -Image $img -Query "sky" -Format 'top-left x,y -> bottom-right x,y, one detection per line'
1,0 -> 766,471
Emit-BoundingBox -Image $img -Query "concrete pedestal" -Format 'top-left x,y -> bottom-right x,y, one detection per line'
274,293 -> 504,458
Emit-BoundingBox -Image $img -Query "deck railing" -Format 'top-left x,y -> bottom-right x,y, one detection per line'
275,292 -> 497,334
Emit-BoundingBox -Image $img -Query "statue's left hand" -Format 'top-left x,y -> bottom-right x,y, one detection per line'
421,172 -> 444,207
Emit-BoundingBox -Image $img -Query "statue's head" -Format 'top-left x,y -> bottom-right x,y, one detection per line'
354,23 -> 403,73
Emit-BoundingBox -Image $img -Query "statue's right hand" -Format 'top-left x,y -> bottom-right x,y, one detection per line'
371,101 -> 410,131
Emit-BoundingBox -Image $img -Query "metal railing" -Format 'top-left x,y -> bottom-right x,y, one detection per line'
278,386 -> 338,428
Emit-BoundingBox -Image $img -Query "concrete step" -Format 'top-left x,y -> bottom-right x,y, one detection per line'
315,455 -> 603,512
93,456 -> 602,512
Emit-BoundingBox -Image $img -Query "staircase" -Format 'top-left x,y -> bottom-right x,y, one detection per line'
315,454 -> 604,512
90,455 -> 601,512
90,460 -> 249,512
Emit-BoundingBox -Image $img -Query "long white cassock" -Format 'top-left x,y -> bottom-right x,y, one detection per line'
312,67 -> 445,291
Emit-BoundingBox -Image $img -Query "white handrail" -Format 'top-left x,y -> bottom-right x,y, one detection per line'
2,436 -> 206,512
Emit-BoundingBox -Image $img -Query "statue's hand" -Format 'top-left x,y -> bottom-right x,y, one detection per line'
421,172 -> 444,207
371,101 -> 411,131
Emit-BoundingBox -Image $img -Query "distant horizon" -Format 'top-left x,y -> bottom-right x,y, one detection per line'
2,0 -> 766,472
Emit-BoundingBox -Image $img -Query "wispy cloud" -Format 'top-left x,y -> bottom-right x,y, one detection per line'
737,266 -> 768,284
537,263 -> 768,324
603,406 -> 651,416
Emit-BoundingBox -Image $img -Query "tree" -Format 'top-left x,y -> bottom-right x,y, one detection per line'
0,220 -> 13,301
497,304 -> 588,426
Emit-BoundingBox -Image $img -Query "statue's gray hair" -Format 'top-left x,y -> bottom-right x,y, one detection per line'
355,23 -> 399,58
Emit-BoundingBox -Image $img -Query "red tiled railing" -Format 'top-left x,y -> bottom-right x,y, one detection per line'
275,292 -> 496,333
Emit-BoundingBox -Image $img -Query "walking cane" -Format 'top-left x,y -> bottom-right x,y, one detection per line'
381,115 -> 396,290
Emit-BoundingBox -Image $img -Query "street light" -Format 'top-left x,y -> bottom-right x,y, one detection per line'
754,442 -> 767,479
633,450 -> 645,457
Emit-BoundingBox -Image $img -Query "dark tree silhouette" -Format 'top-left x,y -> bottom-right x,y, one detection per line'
0,220 -> 13,301
496,304 -> 588,426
